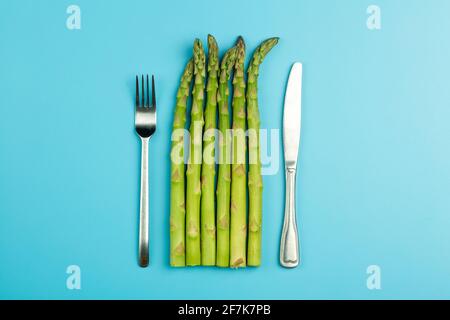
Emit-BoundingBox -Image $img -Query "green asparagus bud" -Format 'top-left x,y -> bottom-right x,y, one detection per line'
186,39 -> 206,266
216,45 -> 238,267
201,35 -> 219,266
229,37 -> 247,268
247,37 -> 279,267
170,59 -> 194,267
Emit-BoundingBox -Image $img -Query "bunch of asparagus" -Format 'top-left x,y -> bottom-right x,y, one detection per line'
170,35 -> 278,268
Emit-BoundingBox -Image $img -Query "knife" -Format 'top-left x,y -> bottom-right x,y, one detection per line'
280,62 -> 303,268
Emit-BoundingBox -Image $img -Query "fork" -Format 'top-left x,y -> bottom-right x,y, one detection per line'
135,74 -> 156,267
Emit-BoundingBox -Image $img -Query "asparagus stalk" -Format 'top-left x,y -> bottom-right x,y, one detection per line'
201,35 -> 219,266
216,45 -> 238,267
246,38 -> 279,267
170,59 -> 194,267
186,39 -> 206,266
229,37 -> 247,268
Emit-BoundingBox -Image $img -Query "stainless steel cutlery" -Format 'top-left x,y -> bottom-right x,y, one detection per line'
280,63 -> 303,268
135,75 -> 156,268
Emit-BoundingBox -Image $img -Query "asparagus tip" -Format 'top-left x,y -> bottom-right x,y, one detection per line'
207,34 -> 218,51
236,36 -> 245,47
194,38 -> 203,50
207,34 -> 216,42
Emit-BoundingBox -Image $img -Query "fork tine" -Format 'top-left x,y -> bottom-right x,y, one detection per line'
135,75 -> 140,108
141,75 -> 145,107
146,75 -> 150,108
151,75 -> 156,109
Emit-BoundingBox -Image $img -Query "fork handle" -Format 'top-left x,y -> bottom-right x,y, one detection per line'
138,137 -> 149,267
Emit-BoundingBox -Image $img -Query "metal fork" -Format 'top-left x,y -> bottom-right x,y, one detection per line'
135,74 -> 156,267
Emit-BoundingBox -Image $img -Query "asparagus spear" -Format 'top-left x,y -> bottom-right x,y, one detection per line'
170,59 -> 194,267
186,39 -> 206,266
229,37 -> 247,268
216,45 -> 238,267
201,35 -> 219,266
246,37 -> 279,267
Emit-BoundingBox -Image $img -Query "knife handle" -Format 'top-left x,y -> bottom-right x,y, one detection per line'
280,168 -> 300,268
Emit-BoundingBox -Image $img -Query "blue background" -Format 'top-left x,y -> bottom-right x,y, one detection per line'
1,0 -> 450,299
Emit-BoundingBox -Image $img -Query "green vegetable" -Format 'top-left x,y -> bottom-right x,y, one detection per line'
216,45 -> 238,267
186,39 -> 205,266
201,35 -> 219,266
170,59 -> 194,267
229,37 -> 247,268
246,37 -> 279,266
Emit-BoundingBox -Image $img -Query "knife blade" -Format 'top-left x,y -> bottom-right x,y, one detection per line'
283,62 -> 302,169
280,62 -> 302,268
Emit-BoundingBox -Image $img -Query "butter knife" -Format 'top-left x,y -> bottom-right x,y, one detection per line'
280,62 -> 303,268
